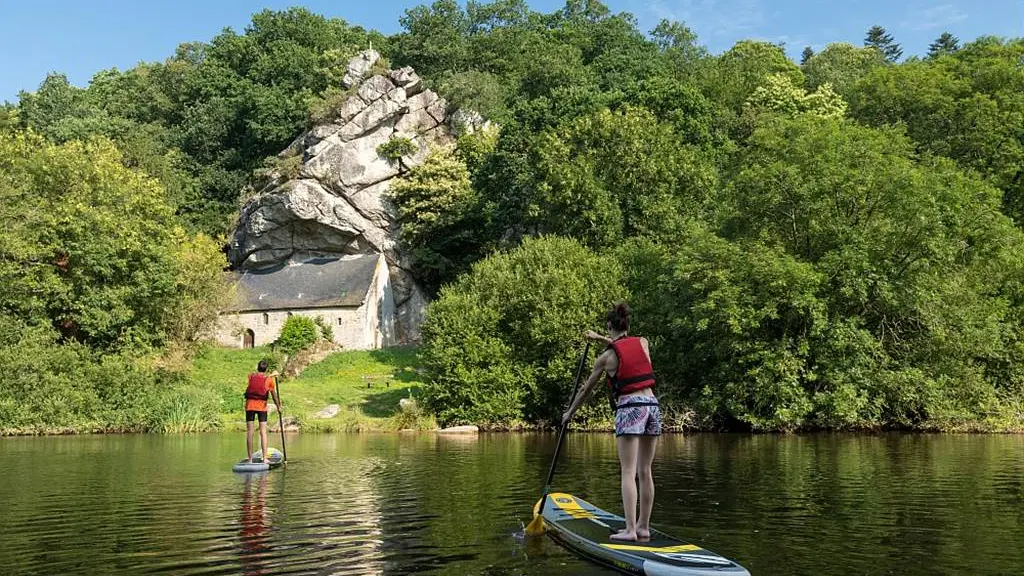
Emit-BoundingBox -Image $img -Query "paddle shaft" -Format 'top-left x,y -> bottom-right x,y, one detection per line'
275,378 -> 287,462
539,340 -> 591,505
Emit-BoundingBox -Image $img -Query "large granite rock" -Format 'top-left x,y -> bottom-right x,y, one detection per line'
227,50 -> 472,343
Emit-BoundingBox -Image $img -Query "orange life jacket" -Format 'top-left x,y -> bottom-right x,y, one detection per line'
606,336 -> 656,398
244,373 -> 270,401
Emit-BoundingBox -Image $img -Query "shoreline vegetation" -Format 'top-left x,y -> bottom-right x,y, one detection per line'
3,3 -> 1024,436
0,345 -> 1021,437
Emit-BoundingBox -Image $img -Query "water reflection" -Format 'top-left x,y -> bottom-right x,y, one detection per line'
239,472 -> 270,576
1,432 -> 1023,575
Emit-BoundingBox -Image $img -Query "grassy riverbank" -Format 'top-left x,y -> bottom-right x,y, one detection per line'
190,345 -> 437,432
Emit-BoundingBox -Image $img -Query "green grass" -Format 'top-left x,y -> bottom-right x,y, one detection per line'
189,345 -> 436,432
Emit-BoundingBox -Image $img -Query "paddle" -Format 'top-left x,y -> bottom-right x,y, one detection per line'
525,339 -> 591,536
274,373 -> 287,464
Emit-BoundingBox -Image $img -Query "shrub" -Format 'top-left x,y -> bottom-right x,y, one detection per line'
367,56 -> 391,78
377,137 -> 418,166
274,315 -> 320,355
308,86 -> 358,124
314,315 -> 335,342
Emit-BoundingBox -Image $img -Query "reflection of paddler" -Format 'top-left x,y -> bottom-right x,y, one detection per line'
240,473 -> 269,575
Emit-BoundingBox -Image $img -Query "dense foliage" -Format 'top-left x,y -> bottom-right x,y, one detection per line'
0,133 -> 227,433
8,1 -> 1024,431
419,236 -> 625,426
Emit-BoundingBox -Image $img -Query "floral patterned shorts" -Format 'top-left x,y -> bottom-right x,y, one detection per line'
614,395 -> 662,437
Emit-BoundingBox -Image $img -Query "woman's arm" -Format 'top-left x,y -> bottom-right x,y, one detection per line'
584,330 -> 612,346
562,351 -> 609,425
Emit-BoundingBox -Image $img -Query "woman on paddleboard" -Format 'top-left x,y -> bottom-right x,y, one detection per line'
562,302 -> 661,542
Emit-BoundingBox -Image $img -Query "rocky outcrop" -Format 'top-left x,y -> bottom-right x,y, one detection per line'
227,50 -> 466,342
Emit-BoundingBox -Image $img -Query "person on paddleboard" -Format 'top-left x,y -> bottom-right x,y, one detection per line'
244,360 -> 282,463
562,302 -> 661,542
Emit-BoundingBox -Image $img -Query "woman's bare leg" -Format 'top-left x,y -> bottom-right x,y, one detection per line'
636,435 -> 658,540
611,435 -> 640,541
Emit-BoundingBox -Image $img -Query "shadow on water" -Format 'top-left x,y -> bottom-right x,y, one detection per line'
0,432 -> 1022,575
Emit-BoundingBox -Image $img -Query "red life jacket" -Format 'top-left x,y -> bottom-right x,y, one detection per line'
606,336 -> 656,398
244,372 -> 270,401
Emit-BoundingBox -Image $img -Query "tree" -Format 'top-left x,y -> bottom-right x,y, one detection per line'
392,0 -> 470,78
632,114 -> 1024,430
651,19 -> 706,66
848,50 -> 1024,225
388,144 -> 489,294
419,235 -> 627,426
744,73 -> 847,119
0,105 -> 17,132
864,25 -> 902,62
703,40 -> 805,115
928,32 -> 960,58
800,46 -> 814,65
532,106 -> 717,248
802,42 -> 886,100
0,132 -> 225,350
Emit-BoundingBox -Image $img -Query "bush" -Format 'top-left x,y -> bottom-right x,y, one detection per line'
419,236 -> 627,427
274,315 -> 320,355
377,137 -> 418,165
308,86 -> 358,124
0,318 -> 222,434
314,315 -> 334,342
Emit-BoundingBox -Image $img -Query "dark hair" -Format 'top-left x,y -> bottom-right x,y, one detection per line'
257,359 -> 269,373
606,301 -> 630,332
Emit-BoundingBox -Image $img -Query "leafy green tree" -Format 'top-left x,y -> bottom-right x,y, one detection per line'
439,70 -> 510,121
614,115 -> 1024,431
651,19 -> 703,59
719,115 -> 1024,427
703,40 -> 804,116
744,73 -> 847,119
802,42 -> 886,100
0,104 -> 20,132
392,0 -> 470,79
388,144 -> 489,294
849,47 -> 1024,224
800,46 -> 814,65
0,131 -> 224,350
532,106 -> 717,248
928,32 -> 960,58
864,25 -> 902,62
419,235 -> 627,426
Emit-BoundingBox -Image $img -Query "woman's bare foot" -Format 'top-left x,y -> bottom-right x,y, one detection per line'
636,528 -> 651,541
610,529 -> 637,541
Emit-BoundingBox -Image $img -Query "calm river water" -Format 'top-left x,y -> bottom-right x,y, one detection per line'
1,432 -> 1022,575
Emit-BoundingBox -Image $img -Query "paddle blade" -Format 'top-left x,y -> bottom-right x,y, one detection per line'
524,498 -> 546,536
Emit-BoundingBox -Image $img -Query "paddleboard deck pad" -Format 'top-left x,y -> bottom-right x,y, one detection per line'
538,493 -> 750,576
232,448 -> 284,473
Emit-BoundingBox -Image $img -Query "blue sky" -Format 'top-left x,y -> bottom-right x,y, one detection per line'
2,0 -> 1022,103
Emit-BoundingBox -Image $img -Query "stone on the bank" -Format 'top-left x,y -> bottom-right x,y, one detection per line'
312,404 -> 341,419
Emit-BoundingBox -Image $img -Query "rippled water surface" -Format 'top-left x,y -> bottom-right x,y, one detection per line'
2,433 -> 1023,575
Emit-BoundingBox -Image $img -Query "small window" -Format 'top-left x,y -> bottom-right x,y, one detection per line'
337,317 -> 343,326
262,313 -> 269,325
